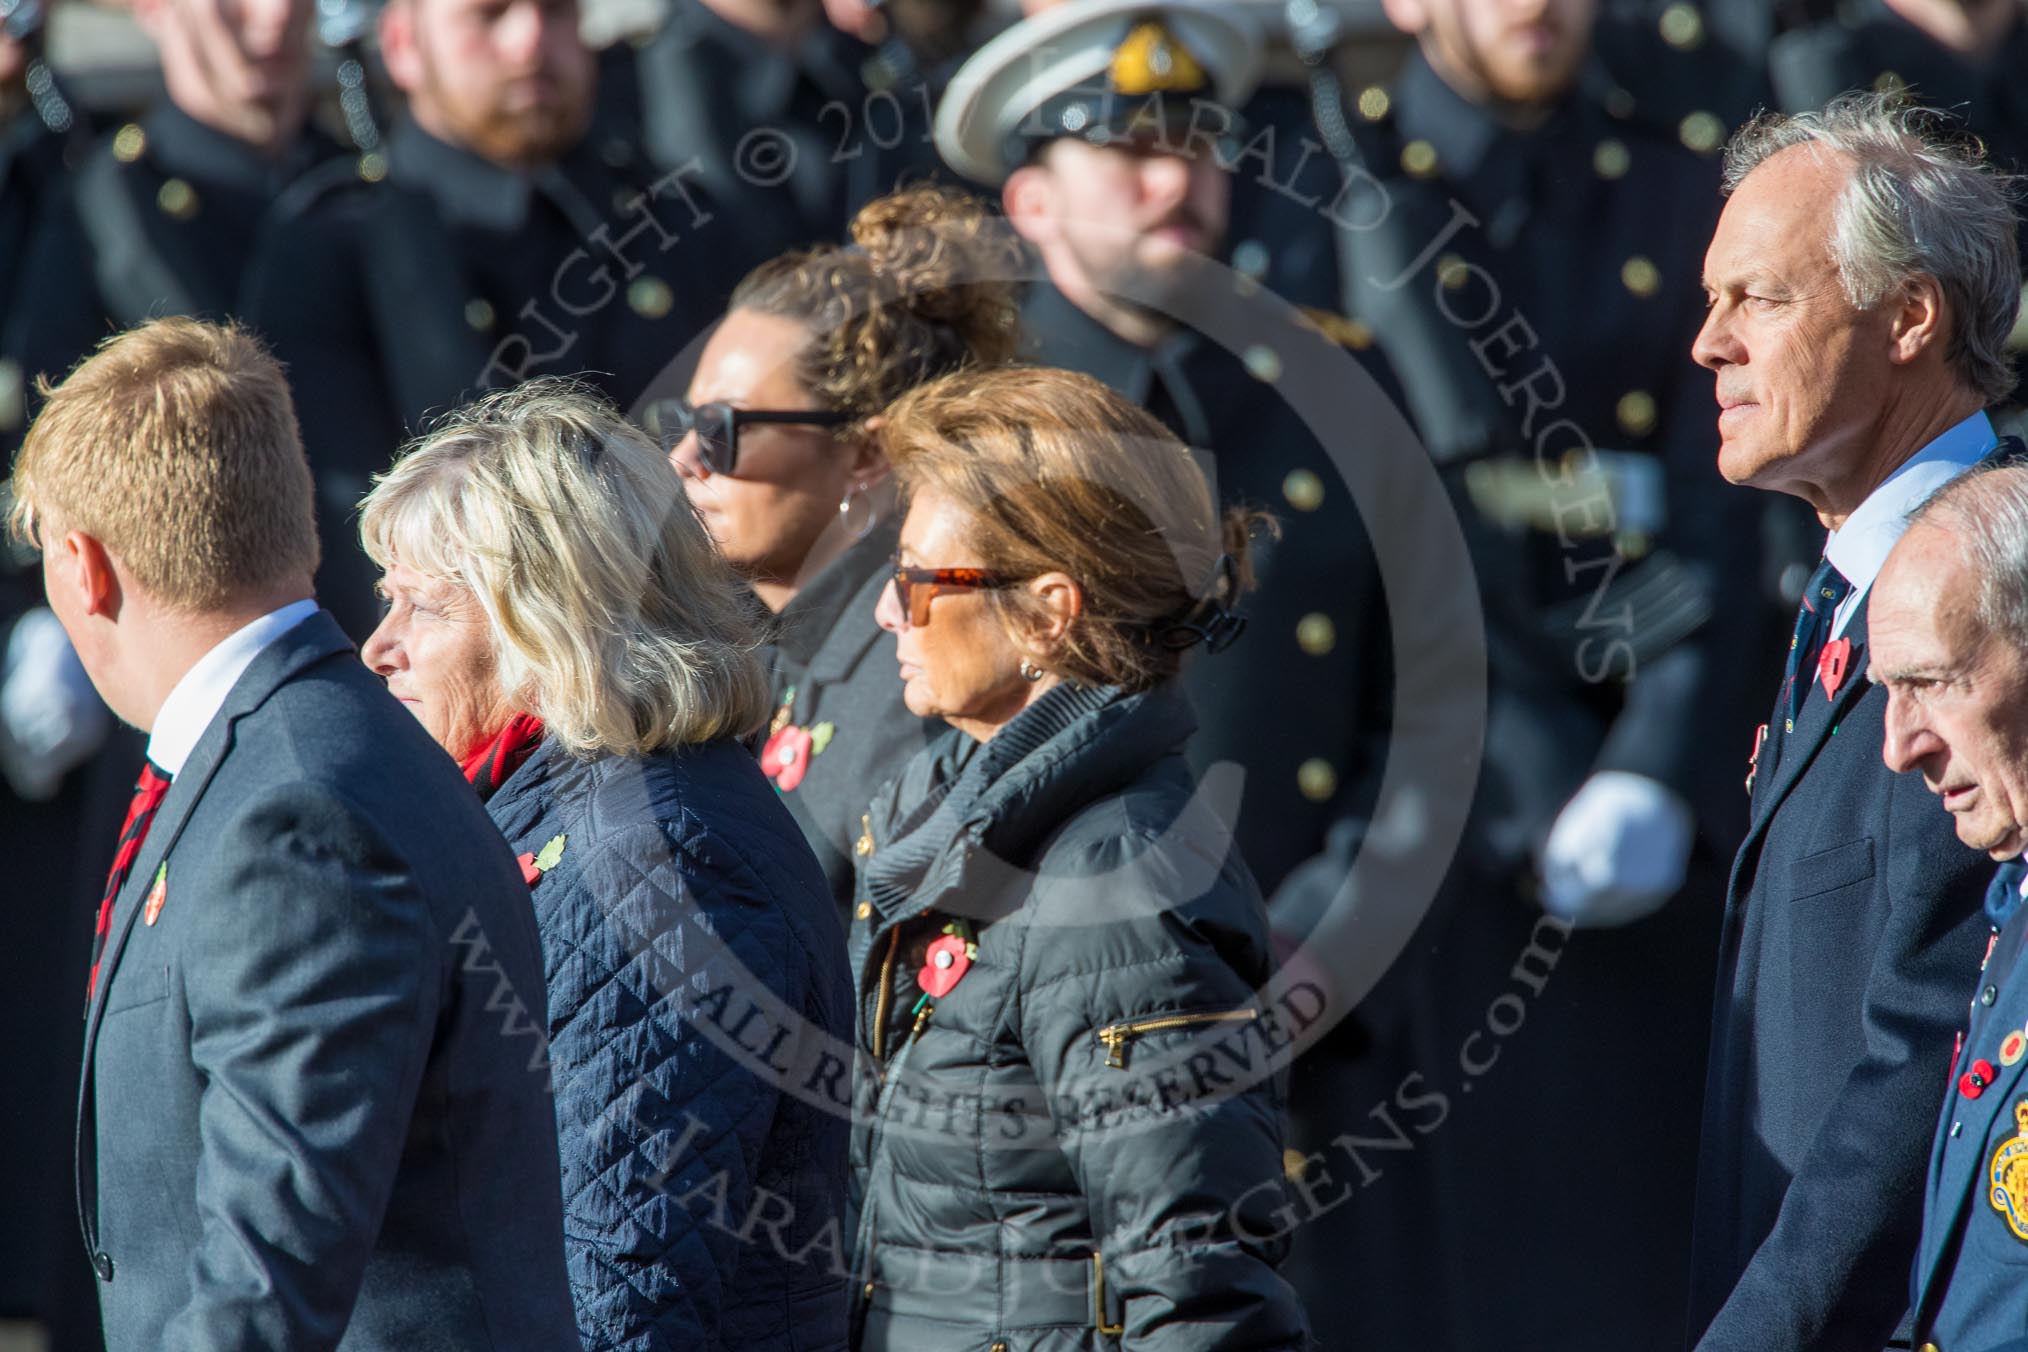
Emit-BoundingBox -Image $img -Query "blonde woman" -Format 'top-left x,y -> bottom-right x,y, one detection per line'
359,381 -> 853,1352
848,365 -> 1306,1351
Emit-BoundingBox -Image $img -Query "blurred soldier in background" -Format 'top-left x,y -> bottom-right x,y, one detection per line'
2,0 -> 325,393
242,0 -> 724,639
620,0 -> 946,267
1280,0 -> 1762,1346
1772,0 -> 2026,182
937,0 -> 1405,920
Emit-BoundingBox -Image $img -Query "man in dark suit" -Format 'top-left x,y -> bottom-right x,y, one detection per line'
1871,461 -> 2028,1352
7,317 -> 578,1349
1688,94 -> 2023,1350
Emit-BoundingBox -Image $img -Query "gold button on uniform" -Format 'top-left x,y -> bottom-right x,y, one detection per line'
357,151 -> 388,182
855,902 -> 872,920
1282,469 -> 1325,512
628,276 -> 674,319
1680,111 -> 1725,155
464,299 -> 497,332
1282,1148 -> 1308,1180
112,123 -> 145,163
1357,85 -> 1390,122
156,178 -> 198,220
1436,253 -> 1470,290
1918,1342 -> 1941,1352
1617,390 -> 1658,437
1296,612 -> 1336,656
1658,2 -> 1703,49
1874,70 -> 1907,96
1297,758 -> 1338,803
1621,256 -> 1661,298
1593,138 -> 1630,180
1400,139 -> 1439,179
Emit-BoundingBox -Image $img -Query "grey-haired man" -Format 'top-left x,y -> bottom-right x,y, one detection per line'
1689,94 -> 2023,1351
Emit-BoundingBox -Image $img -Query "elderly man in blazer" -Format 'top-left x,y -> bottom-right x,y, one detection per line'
1687,94 -> 2023,1351
8,317 -> 578,1349
1872,462 -> 2028,1352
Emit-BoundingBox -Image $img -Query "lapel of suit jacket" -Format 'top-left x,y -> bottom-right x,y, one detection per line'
1912,907 -> 2028,1321
73,610 -> 353,1253
1743,592 -> 1877,845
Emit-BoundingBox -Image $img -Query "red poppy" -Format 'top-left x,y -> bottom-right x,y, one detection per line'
763,724 -> 814,792
917,934 -> 971,998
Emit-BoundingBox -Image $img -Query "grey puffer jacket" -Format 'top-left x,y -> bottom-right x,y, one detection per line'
847,682 -> 1311,1352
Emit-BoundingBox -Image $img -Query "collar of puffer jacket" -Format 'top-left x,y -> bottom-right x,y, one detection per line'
858,680 -> 1198,928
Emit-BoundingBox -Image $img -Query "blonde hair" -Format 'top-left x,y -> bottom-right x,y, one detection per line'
880,365 -> 1262,692
729,182 -> 1023,417
7,317 -> 319,610
361,380 -> 771,755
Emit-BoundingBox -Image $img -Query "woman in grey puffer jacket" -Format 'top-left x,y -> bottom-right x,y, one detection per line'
847,367 -> 1312,1352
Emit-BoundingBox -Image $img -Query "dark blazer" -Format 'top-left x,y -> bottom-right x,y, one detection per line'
1911,866 -> 2028,1352
77,611 -> 579,1350
1689,590 -> 1994,1349
483,735 -> 853,1351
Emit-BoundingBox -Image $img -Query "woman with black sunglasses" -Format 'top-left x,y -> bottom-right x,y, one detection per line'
661,183 -> 1021,913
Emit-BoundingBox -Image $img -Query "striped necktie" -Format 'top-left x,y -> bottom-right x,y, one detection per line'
87,760 -> 171,1002
1780,554 -> 1852,729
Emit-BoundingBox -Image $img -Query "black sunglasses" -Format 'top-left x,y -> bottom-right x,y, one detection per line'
644,398 -> 856,476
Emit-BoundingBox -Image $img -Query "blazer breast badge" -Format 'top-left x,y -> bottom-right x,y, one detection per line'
1988,1097 -> 2028,1242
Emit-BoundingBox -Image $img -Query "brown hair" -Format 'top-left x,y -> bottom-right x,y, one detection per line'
879,365 -> 1265,692
729,182 -> 1023,418
7,317 -> 319,611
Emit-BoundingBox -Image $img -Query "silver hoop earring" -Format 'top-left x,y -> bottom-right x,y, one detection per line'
838,482 -> 877,541
1019,659 -> 1045,682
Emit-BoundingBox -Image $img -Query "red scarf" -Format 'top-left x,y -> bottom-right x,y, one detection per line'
460,713 -> 546,801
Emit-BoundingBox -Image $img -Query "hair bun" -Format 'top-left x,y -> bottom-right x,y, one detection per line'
848,183 -> 1024,364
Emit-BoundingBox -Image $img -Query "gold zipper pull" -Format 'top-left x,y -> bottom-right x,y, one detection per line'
1098,1026 -> 1132,1069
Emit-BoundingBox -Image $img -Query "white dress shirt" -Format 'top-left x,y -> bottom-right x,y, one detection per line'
1824,409 -> 1998,638
146,600 -> 321,776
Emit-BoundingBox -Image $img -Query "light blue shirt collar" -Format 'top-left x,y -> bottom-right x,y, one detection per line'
1824,410 -> 1997,638
146,600 -> 320,776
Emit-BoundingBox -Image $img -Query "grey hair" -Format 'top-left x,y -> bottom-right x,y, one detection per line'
360,379 -> 773,756
1907,458 -> 2028,651
1721,91 -> 2021,407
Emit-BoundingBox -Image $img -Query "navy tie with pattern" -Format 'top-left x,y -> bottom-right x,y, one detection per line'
1780,554 -> 1853,729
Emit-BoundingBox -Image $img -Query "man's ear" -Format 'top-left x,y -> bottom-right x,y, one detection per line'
1380,0 -> 1428,36
54,529 -> 122,621
1887,273 -> 1949,367
1002,162 -> 1058,248
379,0 -> 422,94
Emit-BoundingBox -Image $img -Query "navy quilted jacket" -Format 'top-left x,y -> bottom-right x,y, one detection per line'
486,736 -> 855,1352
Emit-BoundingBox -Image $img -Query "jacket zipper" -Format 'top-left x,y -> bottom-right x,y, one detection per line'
1095,1008 -> 1259,1069
871,927 -> 902,1065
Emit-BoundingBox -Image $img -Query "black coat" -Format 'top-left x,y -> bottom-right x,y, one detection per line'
620,0 -> 945,264
762,520 -> 944,915
1689,589 -> 1994,1350
847,682 -> 1309,1351
240,119 -> 730,640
